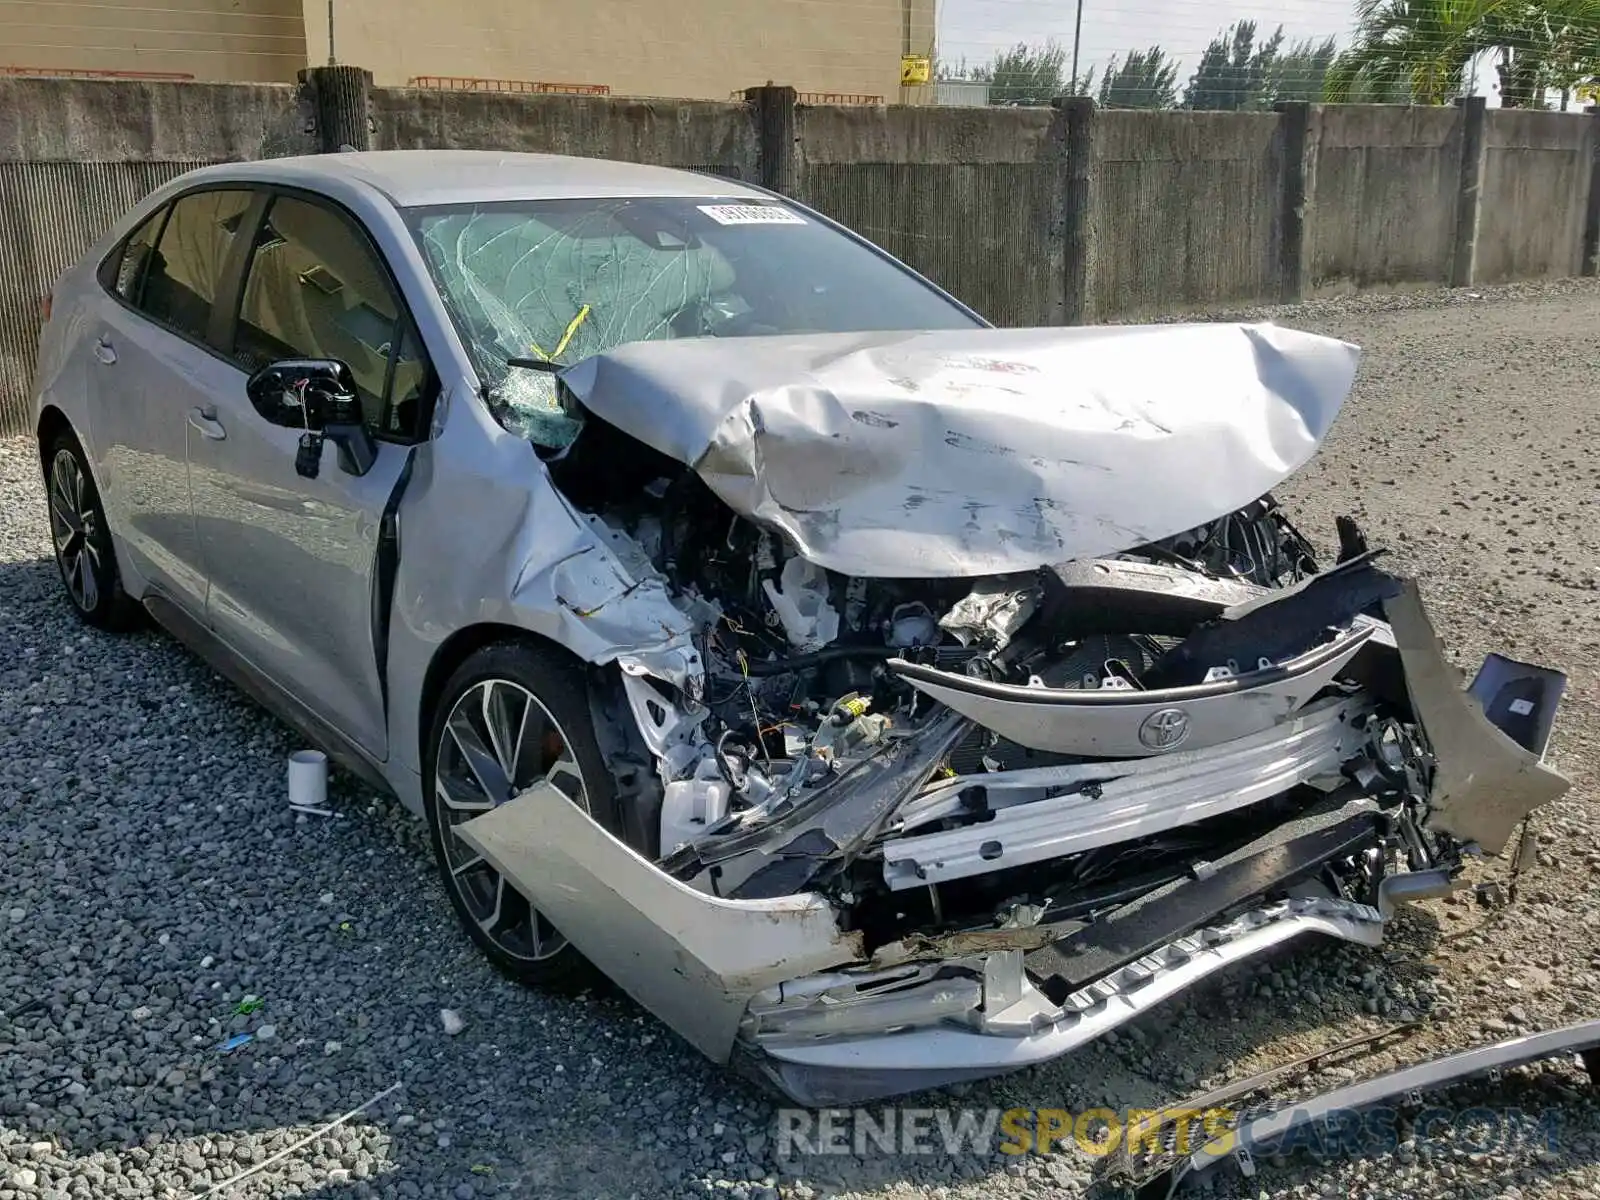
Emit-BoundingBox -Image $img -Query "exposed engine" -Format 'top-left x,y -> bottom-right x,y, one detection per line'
662,477 -> 1325,801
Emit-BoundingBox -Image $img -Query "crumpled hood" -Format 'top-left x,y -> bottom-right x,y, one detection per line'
559,324 -> 1360,578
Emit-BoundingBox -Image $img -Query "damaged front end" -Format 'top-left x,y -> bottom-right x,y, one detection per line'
458,324 -> 1571,1106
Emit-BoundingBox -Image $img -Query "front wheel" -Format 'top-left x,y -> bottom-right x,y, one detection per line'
422,641 -> 622,991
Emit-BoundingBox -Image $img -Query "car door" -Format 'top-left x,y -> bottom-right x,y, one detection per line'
86,188 -> 257,617
187,189 -> 433,761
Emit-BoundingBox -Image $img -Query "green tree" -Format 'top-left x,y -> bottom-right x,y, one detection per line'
1183,20 -> 1287,110
1487,0 -> 1600,106
1323,0 -> 1600,106
971,39 -> 1070,104
935,53 -> 973,81
1097,46 -> 1180,108
1263,35 -> 1340,102
1323,0 -> 1493,104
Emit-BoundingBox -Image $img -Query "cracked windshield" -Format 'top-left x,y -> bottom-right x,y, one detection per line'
408,195 -> 978,446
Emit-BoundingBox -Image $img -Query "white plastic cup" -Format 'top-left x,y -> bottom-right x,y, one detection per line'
288,749 -> 329,812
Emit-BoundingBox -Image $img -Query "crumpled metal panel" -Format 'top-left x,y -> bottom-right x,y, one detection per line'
1385,578 -> 1570,854
559,322 -> 1360,578
454,781 -> 864,1065
889,624 -> 1372,758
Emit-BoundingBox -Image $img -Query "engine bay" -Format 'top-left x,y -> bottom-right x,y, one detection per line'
545,413 -> 1456,955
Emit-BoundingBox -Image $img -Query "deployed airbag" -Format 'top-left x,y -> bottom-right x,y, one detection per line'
559,324 -> 1360,578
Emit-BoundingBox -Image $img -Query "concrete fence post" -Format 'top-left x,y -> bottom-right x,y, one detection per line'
1274,100 -> 1316,304
301,64 -> 373,153
1054,94 -> 1097,325
1580,105 -> 1600,276
744,84 -> 798,195
1449,96 -> 1488,288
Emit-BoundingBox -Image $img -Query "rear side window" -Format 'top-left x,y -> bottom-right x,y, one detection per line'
102,208 -> 169,303
140,189 -> 254,345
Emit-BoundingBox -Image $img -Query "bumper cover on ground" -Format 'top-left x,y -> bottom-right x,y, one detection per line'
1134,1017 -> 1600,1199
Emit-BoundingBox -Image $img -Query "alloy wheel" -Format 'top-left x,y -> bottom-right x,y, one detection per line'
433,678 -> 589,962
48,449 -> 101,613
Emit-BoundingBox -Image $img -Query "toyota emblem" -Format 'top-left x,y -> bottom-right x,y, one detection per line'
1138,708 -> 1190,751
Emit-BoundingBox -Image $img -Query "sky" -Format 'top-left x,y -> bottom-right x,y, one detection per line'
934,0 -> 1498,98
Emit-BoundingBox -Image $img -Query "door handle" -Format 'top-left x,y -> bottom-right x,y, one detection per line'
187,406 -> 227,441
93,337 -> 116,365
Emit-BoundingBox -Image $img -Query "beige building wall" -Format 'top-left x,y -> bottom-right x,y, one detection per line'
0,0 -> 306,82
0,0 -> 935,100
305,0 -> 936,100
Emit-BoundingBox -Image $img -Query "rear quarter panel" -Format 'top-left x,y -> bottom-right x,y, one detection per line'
31,186 -> 175,464
33,263 -> 101,450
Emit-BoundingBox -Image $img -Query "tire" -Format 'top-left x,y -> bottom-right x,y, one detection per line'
43,429 -> 141,631
422,640 -> 623,991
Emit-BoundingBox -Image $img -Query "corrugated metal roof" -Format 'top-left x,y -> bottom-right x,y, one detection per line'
934,80 -> 990,107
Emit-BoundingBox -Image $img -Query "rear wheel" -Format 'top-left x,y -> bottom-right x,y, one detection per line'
43,430 -> 140,631
423,641 -> 621,990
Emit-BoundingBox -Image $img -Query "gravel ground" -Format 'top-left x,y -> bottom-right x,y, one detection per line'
3,277 -> 1600,1200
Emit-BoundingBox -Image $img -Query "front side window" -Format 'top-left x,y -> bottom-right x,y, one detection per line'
140,189 -> 254,345
405,195 -> 980,445
233,194 -> 426,437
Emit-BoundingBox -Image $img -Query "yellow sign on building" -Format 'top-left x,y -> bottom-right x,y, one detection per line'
900,54 -> 931,86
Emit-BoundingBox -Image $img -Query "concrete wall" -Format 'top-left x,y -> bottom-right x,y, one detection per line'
0,79 -> 313,434
0,0 -> 306,83
0,78 -> 313,162
794,104 -> 1062,327
1310,106 -> 1462,293
1477,109 -> 1597,284
1093,111 -> 1284,320
371,89 -> 759,178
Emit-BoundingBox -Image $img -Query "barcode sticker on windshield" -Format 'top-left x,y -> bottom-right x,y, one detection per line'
698,204 -> 807,226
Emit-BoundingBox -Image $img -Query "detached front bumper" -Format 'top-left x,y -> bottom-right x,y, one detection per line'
745,897 -> 1388,1106
454,581 -> 1570,1107
458,773 -> 1410,1106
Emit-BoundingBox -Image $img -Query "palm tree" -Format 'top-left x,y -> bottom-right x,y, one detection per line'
1495,0 -> 1600,105
1325,0 -> 1600,105
1323,0 -> 1497,104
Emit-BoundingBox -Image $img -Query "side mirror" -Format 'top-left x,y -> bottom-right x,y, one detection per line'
245,358 -> 377,479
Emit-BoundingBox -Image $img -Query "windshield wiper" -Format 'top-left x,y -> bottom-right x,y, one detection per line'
506,356 -> 561,372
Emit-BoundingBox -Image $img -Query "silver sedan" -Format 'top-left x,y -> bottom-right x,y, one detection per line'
31,150 -> 1568,1105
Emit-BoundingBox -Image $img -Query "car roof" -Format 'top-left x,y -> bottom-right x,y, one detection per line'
172,150 -> 770,209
